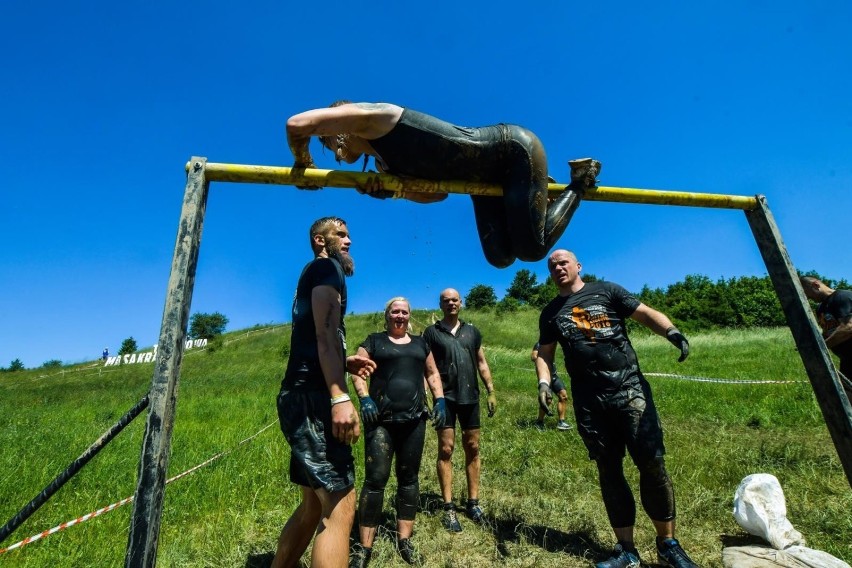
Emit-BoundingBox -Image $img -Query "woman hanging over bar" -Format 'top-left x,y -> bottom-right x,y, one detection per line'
286,101 -> 600,268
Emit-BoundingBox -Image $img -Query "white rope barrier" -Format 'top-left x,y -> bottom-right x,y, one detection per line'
503,365 -> 805,385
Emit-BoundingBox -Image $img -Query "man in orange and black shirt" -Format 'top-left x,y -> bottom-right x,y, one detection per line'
537,249 -> 697,568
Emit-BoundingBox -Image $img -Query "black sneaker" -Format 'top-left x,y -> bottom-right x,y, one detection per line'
534,419 -> 545,430
349,545 -> 372,568
441,503 -> 463,533
596,542 -> 641,568
465,499 -> 485,524
397,538 -> 423,565
657,538 -> 699,568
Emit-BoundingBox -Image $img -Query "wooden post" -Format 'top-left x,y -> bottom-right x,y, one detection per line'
125,157 -> 210,567
745,195 -> 852,487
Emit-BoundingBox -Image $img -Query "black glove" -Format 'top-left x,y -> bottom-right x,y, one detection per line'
538,382 -> 554,416
666,327 -> 689,362
359,395 -> 379,425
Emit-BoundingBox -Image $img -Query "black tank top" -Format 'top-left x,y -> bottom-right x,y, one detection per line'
368,108 -> 507,181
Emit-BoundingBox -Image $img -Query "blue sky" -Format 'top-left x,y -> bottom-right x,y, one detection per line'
2,1 -> 850,368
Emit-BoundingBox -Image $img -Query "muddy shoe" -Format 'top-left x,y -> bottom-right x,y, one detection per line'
349,544 -> 372,568
568,158 -> 602,191
657,537 -> 699,568
465,498 -> 485,524
397,538 -> 423,565
596,542 -> 641,568
441,503 -> 463,533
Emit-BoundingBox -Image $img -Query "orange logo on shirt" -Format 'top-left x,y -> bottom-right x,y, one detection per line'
572,306 -> 613,341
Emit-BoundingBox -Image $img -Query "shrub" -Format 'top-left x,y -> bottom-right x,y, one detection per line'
496,296 -> 520,315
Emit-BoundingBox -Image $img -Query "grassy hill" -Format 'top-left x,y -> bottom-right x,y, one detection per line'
1,309 -> 850,567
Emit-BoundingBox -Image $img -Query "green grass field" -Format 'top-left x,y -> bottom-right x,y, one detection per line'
1,312 -> 850,567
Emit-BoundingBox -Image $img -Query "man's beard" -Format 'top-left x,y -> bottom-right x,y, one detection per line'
328,246 -> 355,276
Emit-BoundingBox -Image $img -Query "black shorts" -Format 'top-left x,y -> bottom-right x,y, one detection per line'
277,389 -> 355,492
550,375 -> 567,394
573,376 -> 665,462
438,399 -> 481,431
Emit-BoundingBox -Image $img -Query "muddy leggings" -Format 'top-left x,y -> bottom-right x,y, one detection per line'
358,418 -> 427,526
470,125 -> 583,268
597,454 -> 676,528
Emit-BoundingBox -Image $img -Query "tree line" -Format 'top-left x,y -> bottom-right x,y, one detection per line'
464,269 -> 850,333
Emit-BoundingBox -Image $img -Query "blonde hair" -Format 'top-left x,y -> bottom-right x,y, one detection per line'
384,297 -> 412,333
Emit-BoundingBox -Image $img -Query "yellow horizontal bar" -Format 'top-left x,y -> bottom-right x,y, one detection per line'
187,160 -> 759,211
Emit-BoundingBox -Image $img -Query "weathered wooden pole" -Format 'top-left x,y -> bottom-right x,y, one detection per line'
745,196 -> 852,487
125,157 -> 209,567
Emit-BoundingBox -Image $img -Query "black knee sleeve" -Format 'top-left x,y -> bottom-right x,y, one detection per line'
596,455 -> 636,528
396,481 -> 419,521
638,456 -> 675,522
358,487 -> 385,527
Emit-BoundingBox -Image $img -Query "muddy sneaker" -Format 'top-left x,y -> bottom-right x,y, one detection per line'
465,499 -> 485,524
441,503 -> 463,533
349,544 -> 372,568
534,419 -> 546,430
596,542 -> 641,568
568,157 -> 602,191
657,538 -> 699,568
556,419 -> 573,431
397,538 -> 423,565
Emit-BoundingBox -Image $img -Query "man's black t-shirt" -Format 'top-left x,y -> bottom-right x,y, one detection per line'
538,281 -> 641,397
422,321 -> 482,404
281,257 -> 347,391
818,289 -> 852,364
360,333 -> 430,423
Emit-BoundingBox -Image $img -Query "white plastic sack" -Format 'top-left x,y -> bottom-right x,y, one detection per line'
732,473 -> 804,550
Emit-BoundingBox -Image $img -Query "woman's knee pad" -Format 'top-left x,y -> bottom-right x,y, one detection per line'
358,487 -> 385,527
396,482 -> 419,521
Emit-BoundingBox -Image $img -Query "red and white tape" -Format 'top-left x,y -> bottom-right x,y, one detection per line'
0,421 -> 276,555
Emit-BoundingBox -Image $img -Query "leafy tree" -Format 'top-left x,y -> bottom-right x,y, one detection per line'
465,285 -> 497,309
42,359 -> 63,369
189,312 -> 229,339
119,337 -> 138,355
7,359 -> 25,372
727,276 -> 785,327
506,269 -> 538,304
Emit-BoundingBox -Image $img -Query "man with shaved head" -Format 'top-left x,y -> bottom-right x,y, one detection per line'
536,250 -> 698,568
422,288 -> 497,532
